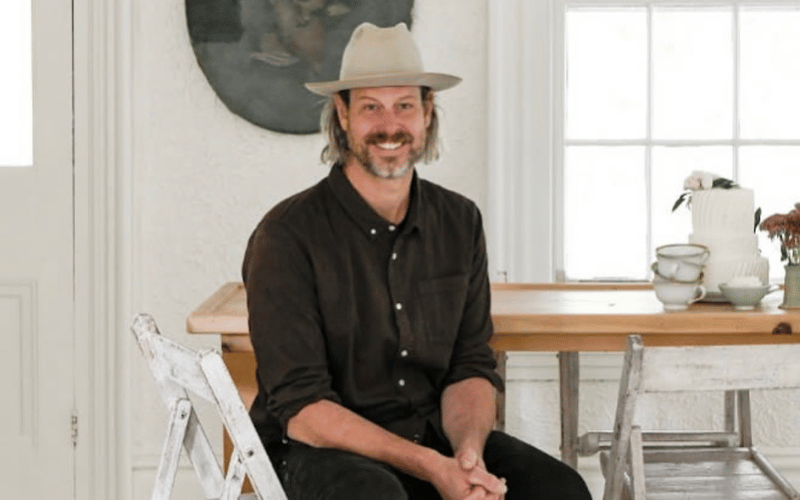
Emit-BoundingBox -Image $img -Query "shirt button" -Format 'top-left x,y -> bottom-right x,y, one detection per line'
395,303 -> 403,311
370,228 -> 377,235
391,252 -> 398,260
388,225 -> 396,231
398,379 -> 406,387
400,349 -> 409,357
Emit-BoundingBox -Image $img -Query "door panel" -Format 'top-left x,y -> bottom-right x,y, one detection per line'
0,0 -> 74,497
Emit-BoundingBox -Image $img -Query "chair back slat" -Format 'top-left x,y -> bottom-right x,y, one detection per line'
641,344 -> 800,393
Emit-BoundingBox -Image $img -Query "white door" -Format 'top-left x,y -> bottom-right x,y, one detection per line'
0,0 -> 75,497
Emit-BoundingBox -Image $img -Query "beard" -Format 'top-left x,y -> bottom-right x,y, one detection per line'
350,130 -> 424,179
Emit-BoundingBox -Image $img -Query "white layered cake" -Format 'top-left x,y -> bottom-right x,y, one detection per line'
688,188 -> 769,294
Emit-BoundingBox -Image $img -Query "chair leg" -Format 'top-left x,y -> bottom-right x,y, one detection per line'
628,427 -> 646,500
724,390 -> 736,434
751,447 -> 800,500
152,398 -> 192,500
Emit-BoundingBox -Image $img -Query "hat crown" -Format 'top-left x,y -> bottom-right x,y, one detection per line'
340,23 -> 423,80
304,22 -> 461,95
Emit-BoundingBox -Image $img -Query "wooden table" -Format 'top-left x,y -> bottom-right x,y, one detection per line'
187,281 -> 800,467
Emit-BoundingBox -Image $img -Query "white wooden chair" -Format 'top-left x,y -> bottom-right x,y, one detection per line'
131,313 -> 288,500
599,335 -> 800,500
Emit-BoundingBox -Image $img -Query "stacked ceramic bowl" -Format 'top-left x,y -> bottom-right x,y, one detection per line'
652,244 -> 710,310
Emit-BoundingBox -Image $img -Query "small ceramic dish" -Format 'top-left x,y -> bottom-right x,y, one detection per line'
718,283 -> 780,310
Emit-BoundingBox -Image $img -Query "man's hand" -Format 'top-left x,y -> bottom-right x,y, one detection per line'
439,378 -> 505,499
430,448 -> 507,500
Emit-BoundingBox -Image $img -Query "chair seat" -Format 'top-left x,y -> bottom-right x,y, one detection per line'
602,447 -> 795,500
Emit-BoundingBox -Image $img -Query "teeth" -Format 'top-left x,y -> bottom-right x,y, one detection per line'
377,142 -> 402,150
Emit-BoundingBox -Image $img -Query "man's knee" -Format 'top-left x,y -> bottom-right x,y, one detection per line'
313,466 -> 408,500
280,445 -> 408,500
484,432 -> 592,500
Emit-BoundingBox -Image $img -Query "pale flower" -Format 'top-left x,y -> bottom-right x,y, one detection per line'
683,175 -> 702,190
673,171 -> 739,212
698,172 -> 716,189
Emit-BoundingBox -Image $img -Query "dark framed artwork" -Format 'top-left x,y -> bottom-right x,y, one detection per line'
186,0 -> 414,134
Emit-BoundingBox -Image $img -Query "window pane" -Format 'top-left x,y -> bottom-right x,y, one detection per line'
651,147 -> 733,251
0,0 -> 33,167
564,146 -> 647,280
566,8 -> 647,139
740,8 -> 800,139
652,8 -> 733,140
739,146 -> 800,280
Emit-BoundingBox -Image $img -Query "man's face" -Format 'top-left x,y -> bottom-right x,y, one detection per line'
334,86 -> 433,180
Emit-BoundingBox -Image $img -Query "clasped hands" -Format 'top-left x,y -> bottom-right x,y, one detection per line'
434,447 -> 507,500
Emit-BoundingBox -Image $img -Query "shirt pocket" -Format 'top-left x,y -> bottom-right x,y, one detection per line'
416,274 -> 470,365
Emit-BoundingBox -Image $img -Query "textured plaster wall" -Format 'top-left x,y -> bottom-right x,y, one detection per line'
128,0 -> 800,498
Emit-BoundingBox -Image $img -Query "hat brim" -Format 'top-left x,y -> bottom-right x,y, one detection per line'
305,72 -> 462,96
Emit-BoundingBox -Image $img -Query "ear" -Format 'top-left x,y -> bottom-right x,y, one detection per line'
333,93 -> 349,130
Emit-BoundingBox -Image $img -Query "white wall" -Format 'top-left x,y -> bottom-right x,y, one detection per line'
127,1 -> 800,499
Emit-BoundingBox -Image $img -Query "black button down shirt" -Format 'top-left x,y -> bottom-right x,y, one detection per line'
242,164 -> 503,446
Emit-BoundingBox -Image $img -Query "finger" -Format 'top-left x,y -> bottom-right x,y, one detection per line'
467,470 -> 508,495
462,486 -> 488,500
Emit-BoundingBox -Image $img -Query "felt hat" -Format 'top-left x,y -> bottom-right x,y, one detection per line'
305,22 -> 461,96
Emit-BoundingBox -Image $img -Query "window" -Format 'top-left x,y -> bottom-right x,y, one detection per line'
0,0 -> 33,167
560,2 -> 800,281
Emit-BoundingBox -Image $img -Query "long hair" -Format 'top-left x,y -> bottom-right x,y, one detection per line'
319,87 -> 441,165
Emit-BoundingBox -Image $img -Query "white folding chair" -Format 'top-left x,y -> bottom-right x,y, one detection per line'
600,335 -> 800,500
131,313 -> 288,500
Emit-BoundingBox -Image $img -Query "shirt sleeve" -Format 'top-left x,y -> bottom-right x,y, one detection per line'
242,217 -> 343,433
442,206 -> 505,392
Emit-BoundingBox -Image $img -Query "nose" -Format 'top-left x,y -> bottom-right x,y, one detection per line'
375,109 -> 404,134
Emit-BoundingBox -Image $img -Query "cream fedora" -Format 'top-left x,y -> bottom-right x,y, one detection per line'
304,22 -> 461,96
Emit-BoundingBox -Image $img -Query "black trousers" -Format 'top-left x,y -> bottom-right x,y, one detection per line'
268,430 -> 591,500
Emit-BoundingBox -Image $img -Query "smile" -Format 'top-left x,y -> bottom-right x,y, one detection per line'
375,142 -> 404,151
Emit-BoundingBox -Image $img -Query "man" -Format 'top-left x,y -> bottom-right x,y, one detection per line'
242,22 -> 591,500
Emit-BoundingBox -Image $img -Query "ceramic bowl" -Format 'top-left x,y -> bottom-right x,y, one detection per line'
718,283 -> 780,311
653,279 -> 706,311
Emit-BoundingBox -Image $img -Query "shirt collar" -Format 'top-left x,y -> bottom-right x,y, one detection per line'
327,164 -> 423,237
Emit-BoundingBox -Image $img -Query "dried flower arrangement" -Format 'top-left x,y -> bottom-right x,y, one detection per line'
759,203 -> 800,265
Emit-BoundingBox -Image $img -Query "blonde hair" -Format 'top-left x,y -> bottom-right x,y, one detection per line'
319,87 -> 441,165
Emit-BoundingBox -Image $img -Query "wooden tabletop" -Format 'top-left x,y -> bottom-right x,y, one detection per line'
187,282 -> 800,352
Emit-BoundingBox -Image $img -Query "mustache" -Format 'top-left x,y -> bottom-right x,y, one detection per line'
365,131 -> 413,145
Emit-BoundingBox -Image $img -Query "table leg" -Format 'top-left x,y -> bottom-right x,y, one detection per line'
738,389 -> 752,447
494,350 -> 507,431
559,351 -> 580,468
